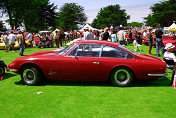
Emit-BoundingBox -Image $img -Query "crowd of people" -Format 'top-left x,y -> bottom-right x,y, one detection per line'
0,25 -> 175,57
1,31 -> 33,56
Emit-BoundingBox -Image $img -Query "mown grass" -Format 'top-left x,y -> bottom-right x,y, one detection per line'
0,43 -> 176,118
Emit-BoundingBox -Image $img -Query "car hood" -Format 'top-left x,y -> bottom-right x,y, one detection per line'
28,51 -> 59,56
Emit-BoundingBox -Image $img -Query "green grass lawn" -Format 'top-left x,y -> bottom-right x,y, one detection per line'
0,44 -> 176,118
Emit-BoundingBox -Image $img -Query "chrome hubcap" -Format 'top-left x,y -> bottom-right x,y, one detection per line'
114,69 -> 130,84
23,69 -> 35,83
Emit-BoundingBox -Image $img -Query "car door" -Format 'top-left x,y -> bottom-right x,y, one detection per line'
60,43 -> 102,80
99,45 -> 134,80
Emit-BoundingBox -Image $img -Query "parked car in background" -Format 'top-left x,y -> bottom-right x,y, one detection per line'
0,40 -> 20,50
142,35 -> 176,48
7,40 -> 167,87
38,31 -> 53,48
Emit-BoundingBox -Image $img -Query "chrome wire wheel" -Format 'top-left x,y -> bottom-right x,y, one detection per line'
23,69 -> 36,84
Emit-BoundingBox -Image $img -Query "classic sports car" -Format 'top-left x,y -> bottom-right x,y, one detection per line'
142,35 -> 176,47
7,40 -> 167,87
0,41 -> 20,50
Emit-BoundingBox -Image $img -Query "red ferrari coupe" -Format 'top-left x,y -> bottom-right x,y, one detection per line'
7,40 -> 167,86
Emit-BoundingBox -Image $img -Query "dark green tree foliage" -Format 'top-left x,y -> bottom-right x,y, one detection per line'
127,22 -> 143,27
0,0 -> 57,32
57,3 -> 87,31
21,0 -> 58,32
0,0 -> 15,29
91,4 -> 130,29
0,21 -> 6,31
144,0 -> 176,27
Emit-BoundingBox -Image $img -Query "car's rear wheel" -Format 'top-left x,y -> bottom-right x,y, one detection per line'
110,67 -> 134,87
21,66 -> 42,85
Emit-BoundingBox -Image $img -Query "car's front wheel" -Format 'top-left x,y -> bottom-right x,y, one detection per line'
110,67 -> 134,87
21,66 -> 42,85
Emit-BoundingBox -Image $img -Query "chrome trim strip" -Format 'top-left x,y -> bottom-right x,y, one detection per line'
148,73 -> 167,76
6,68 -> 17,72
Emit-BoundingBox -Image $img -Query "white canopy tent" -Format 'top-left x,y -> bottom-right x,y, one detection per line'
80,24 -> 99,31
169,22 -> 176,31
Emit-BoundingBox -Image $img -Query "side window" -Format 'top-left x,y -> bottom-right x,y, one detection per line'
67,46 -> 78,56
76,44 -> 102,57
101,45 -> 131,59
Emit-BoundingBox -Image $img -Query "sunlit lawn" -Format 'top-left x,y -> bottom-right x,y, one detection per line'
0,43 -> 176,118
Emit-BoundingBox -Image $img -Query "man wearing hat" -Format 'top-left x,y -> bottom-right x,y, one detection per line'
163,43 -> 176,85
163,43 -> 176,63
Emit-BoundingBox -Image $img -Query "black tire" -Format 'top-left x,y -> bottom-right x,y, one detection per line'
110,67 -> 134,87
0,67 -> 5,76
20,66 -> 42,85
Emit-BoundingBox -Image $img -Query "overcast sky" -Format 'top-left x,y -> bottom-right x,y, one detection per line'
50,0 -> 163,23
1,0 -> 163,28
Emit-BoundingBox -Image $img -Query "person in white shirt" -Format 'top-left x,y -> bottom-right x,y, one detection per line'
163,43 -> 176,85
27,31 -> 33,48
117,27 -> 126,46
83,27 -> 93,40
163,43 -> 176,63
8,32 -> 16,52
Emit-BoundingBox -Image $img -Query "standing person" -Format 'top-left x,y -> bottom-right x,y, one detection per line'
83,27 -> 91,40
94,31 -> 100,40
54,30 -> 59,48
16,31 -> 24,56
129,30 -> 133,43
65,31 -> 70,44
163,43 -> 176,85
102,28 -> 109,41
70,30 -> 74,41
133,31 -> 141,51
100,29 -> 104,40
27,31 -> 33,48
59,30 -> 65,47
146,27 -> 153,55
2,33 -> 9,53
111,30 -> 117,43
135,31 -> 141,45
8,32 -> 16,52
22,31 -> 26,48
117,27 -> 126,46
155,25 -> 164,57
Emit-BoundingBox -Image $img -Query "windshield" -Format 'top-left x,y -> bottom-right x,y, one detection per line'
58,43 -> 76,55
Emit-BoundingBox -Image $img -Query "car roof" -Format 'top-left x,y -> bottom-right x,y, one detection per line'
75,40 -> 119,47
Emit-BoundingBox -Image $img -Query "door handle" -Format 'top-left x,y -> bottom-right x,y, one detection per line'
93,62 -> 99,64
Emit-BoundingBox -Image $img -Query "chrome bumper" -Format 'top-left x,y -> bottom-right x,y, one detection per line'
6,68 -> 17,72
148,73 -> 167,76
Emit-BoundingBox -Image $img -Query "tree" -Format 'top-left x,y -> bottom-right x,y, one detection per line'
91,4 -> 130,29
57,3 -> 87,31
0,0 -> 15,29
127,22 -> 143,27
0,21 -> 6,31
144,0 -> 176,27
22,0 -> 58,32
0,0 -> 58,32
